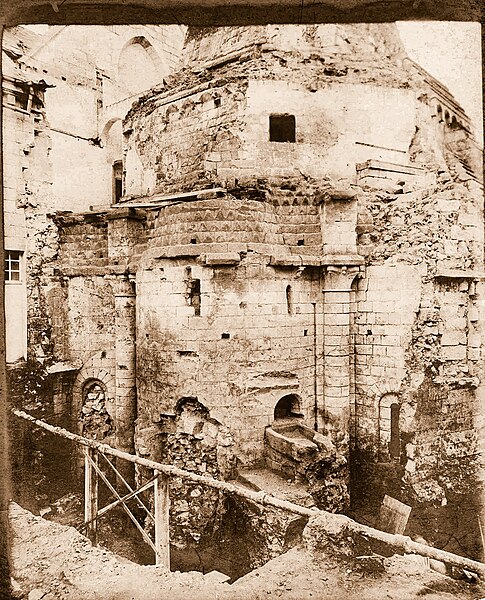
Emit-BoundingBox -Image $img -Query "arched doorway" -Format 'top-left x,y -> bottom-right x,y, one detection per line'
274,394 -> 301,420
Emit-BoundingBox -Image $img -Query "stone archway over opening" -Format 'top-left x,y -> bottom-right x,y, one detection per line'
101,118 -> 124,204
378,392 -> 401,461
274,394 -> 302,420
118,36 -> 163,95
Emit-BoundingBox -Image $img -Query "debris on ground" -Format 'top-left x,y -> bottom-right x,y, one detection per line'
8,502 -> 483,600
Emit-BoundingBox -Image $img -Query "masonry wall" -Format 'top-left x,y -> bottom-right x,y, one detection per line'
135,255 -> 321,466
3,25 -> 186,369
124,78 -> 420,197
350,153 -> 484,556
124,80 -> 248,197
16,24 -> 484,562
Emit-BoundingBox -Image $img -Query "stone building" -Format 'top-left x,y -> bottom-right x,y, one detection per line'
3,24 -> 186,363
9,24 -> 485,561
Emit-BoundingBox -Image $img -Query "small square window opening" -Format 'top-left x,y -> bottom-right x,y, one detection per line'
5,251 -> 22,282
269,114 -> 296,143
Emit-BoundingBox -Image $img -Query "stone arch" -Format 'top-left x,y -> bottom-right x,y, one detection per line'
72,353 -> 115,437
274,393 -> 302,420
80,378 -> 114,440
378,392 -> 401,461
118,36 -> 164,95
101,118 -> 123,161
101,118 -> 124,203
436,103 -> 443,122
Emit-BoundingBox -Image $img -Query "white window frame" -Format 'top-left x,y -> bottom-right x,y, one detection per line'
4,250 -> 23,283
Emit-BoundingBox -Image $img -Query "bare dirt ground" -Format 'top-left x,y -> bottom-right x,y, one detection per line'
8,502 -> 485,600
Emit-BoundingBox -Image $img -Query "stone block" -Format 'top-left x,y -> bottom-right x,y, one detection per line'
441,331 -> 466,346
468,332 -> 481,348
324,312 -> 350,326
442,345 -> 467,361
385,346 -> 402,359
204,252 -> 241,265
468,347 -> 480,361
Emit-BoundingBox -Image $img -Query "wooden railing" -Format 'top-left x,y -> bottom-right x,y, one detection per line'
12,409 -> 485,577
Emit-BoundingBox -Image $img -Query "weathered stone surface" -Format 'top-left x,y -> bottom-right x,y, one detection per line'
6,23 -> 484,566
302,512 -> 354,556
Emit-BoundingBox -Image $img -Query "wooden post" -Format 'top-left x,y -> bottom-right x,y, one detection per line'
154,471 -> 170,568
84,447 -> 98,545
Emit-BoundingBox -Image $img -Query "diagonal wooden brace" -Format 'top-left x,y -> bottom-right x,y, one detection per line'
86,451 -> 157,554
99,451 -> 154,523
83,476 -> 157,527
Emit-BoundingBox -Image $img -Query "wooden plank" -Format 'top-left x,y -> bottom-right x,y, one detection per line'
378,494 -> 412,535
84,447 -> 98,545
154,472 -> 170,568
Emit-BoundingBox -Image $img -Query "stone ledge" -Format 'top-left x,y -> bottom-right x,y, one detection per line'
355,159 -> 426,176
60,265 -> 133,277
105,207 -> 147,221
435,270 -> 485,280
270,254 -> 365,267
203,252 -> 241,265
321,254 -> 365,266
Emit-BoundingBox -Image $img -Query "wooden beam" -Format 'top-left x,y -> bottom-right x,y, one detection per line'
13,409 -> 485,577
84,447 -> 98,545
99,452 -> 154,523
154,472 -> 170,568
91,476 -> 156,522
4,2 -> 482,28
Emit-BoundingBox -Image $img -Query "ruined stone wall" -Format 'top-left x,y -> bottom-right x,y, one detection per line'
182,24 -> 406,69
124,79 -> 248,197
124,23 -> 430,199
351,157 -> 484,556
135,253 -> 321,466
125,76 -> 420,197
243,81 -> 417,182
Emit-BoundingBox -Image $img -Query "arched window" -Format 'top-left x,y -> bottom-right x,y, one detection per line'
118,36 -> 163,95
389,403 -> 400,459
378,393 -> 401,461
436,104 -> 443,122
286,285 -> 293,315
274,394 -> 301,420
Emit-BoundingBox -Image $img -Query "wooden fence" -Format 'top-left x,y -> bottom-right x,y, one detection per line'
12,408 -> 485,577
